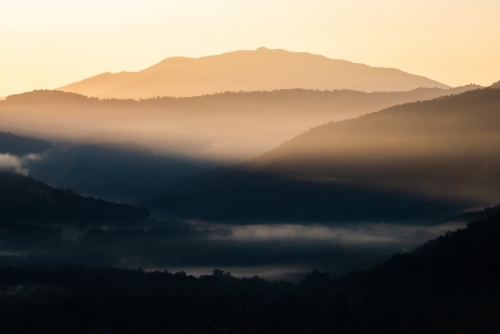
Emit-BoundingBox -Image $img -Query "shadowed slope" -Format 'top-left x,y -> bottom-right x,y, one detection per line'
0,132 -> 52,155
27,141 -> 205,202
250,88 -> 500,203
144,88 -> 500,221
0,170 -> 148,225
59,48 -> 449,99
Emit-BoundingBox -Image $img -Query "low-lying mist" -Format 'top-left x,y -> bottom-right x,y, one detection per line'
0,218 -> 466,280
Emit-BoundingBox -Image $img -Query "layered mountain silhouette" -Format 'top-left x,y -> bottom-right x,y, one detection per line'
59,48 -> 449,99
145,88 -> 500,221
0,170 -> 148,225
0,86 -> 478,160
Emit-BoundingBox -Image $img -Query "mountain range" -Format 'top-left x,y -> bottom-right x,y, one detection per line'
145,87 -> 500,221
0,86 -> 479,160
59,48 -> 449,99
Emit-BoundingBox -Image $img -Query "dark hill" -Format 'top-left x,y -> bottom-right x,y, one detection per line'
144,168 -> 463,223
0,132 -> 53,155
26,141 -> 205,202
339,207 -> 500,289
0,170 -> 148,225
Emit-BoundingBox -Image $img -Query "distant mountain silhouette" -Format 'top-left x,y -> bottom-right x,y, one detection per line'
0,86 -> 479,160
27,141 -> 205,202
0,132 -> 52,155
59,48 -> 449,99
145,88 -> 500,221
0,170 -> 148,225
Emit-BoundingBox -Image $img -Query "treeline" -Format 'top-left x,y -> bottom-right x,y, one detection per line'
2,207 -> 500,333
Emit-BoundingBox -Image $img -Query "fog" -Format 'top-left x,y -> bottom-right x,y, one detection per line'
0,153 -> 40,175
0,217 -> 466,280
0,87 -> 478,162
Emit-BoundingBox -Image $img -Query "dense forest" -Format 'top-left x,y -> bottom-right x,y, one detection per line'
1,206 -> 499,333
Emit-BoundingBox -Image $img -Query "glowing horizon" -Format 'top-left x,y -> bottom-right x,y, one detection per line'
1,0 -> 500,96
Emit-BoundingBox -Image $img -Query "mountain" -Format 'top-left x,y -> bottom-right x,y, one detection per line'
250,88 -> 500,203
0,170 -> 148,226
338,206 -> 500,297
144,168 -> 463,223
144,88 -> 500,221
0,132 -> 53,155
58,48 -> 449,99
491,80 -> 500,89
0,86 -> 479,160
26,141 -> 205,202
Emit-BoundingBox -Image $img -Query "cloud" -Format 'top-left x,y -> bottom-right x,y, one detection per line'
0,153 -> 41,174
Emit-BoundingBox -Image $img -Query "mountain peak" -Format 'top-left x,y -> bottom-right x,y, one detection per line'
58,48 -> 448,99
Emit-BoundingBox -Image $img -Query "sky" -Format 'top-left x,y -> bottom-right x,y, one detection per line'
1,0 -> 500,97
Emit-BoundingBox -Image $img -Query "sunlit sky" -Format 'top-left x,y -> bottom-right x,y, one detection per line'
1,0 -> 500,96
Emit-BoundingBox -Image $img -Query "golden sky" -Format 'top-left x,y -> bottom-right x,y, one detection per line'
1,0 -> 500,96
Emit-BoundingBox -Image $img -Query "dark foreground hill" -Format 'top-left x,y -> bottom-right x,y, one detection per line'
0,86 -> 478,160
0,170 -> 148,225
1,208 -> 499,333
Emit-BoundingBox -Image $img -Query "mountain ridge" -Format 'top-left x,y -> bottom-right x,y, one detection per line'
59,48 -> 449,99
0,86 -> 480,160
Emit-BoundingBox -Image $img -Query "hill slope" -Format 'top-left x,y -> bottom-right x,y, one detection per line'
59,48 -> 449,99
144,88 -> 500,221
0,87 -> 478,160
251,88 -> 500,203
0,132 -> 52,155
27,141 -> 204,202
0,170 -> 148,225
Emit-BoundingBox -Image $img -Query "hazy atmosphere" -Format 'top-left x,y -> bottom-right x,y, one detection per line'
1,1 -> 500,333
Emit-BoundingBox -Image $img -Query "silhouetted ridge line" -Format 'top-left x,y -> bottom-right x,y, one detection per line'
0,86 -> 480,160
58,48 -> 449,99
